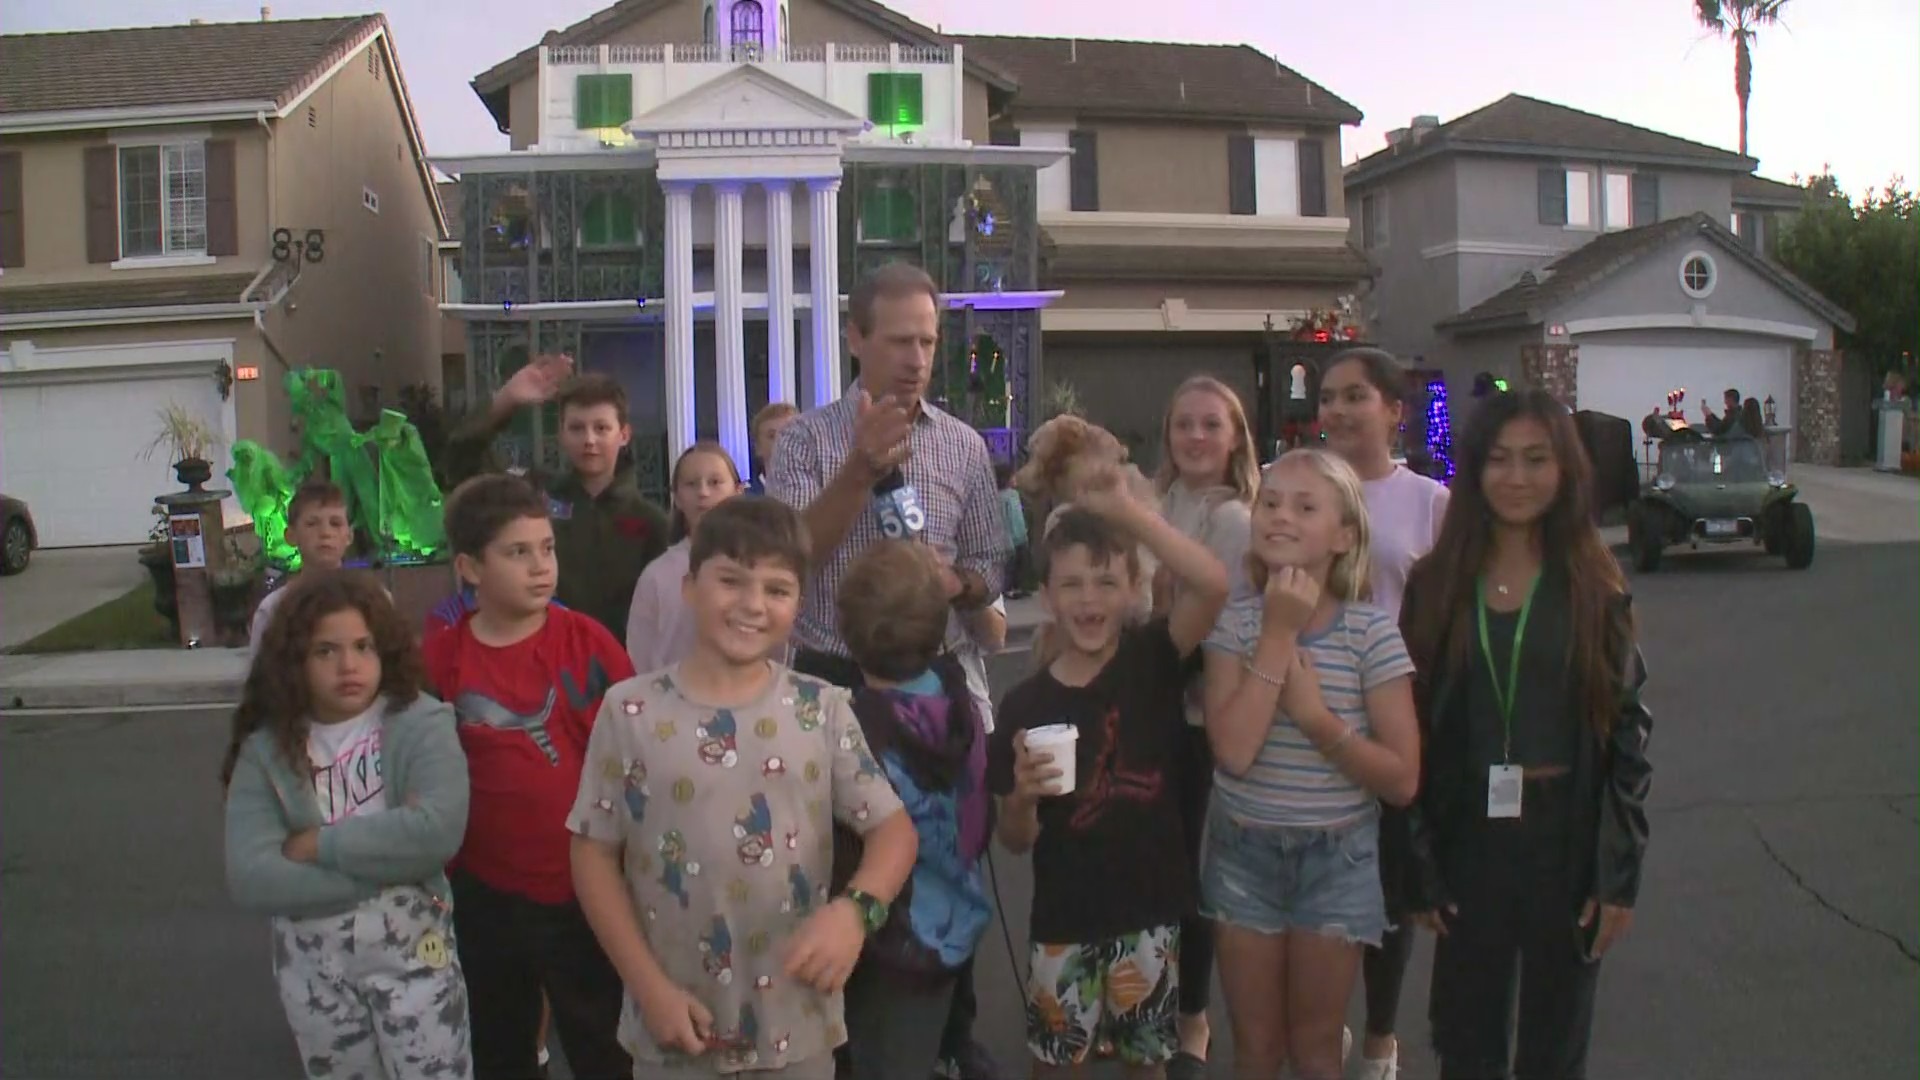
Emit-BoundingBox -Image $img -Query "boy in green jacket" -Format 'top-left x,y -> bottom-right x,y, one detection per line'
441,354 -> 671,646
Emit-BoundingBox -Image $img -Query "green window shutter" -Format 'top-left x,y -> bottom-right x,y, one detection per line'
581,192 -> 637,248
576,74 -> 633,130
866,73 -> 923,128
888,186 -> 917,238
860,185 -> 917,242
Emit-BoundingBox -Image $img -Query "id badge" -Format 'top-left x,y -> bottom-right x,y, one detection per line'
1487,764 -> 1523,819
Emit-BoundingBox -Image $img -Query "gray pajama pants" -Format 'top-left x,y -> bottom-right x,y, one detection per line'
272,885 -> 474,1080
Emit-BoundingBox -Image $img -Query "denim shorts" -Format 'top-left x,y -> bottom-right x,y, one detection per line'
1199,801 -> 1387,945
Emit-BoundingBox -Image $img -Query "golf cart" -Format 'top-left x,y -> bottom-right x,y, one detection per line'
1627,422 -> 1814,571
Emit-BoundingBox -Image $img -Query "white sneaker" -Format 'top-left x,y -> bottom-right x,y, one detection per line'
1342,1025 -> 1353,1064
537,1047 -> 551,1068
1355,1049 -> 1400,1080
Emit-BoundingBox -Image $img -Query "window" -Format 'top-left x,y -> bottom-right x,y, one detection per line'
1632,173 -> 1660,227
1068,129 -> 1099,211
729,0 -> 764,50
1603,172 -> 1632,230
1679,250 -> 1717,298
442,252 -> 464,304
420,236 -> 435,296
1565,170 -> 1592,228
363,187 -> 380,214
579,191 -> 640,249
1249,138 -> 1299,215
1360,192 -> 1388,248
703,6 -> 717,44
867,73 -> 924,129
988,122 -> 1019,147
858,182 -> 918,244
119,142 -> 207,258
575,74 -> 633,131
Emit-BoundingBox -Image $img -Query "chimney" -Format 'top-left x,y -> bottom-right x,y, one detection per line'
1386,127 -> 1410,147
190,17 -> 206,24
1409,113 -> 1440,143
260,5 -> 272,20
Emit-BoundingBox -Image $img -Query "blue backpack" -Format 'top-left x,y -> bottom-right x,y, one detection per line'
833,658 -> 992,985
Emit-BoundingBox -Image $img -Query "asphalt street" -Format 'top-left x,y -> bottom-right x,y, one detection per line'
3,541 -> 1915,1080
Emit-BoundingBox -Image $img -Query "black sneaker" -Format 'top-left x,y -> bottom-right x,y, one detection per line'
952,1039 -> 1007,1080
1166,1050 -> 1209,1079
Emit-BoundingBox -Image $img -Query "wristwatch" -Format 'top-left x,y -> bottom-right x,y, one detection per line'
839,888 -> 889,935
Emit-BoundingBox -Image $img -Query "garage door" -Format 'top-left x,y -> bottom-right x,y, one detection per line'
1575,338 -> 1794,464
0,370 -> 229,547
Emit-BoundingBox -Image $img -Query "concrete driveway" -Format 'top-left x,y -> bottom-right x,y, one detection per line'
0,546 -> 145,651
1792,465 -> 1920,544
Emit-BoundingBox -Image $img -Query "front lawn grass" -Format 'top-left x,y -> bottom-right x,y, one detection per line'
11,580 -> 176,654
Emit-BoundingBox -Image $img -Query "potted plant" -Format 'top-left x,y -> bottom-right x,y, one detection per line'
145,404 -> 226,490
210,536 -> 262,646
136,506 -> 181,635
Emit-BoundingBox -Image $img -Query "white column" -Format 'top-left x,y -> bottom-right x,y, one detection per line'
763,180 -> 798,407
714,182 -> 749,473
663,181 -> 697,461
806,178 -> 843,406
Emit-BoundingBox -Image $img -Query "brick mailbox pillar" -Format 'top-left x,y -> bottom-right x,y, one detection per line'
1794,347 -> 1841,466
1520,343 -> 1580,411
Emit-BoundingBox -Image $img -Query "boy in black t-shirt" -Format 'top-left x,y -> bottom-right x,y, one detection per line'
988,467 -> 1229,1075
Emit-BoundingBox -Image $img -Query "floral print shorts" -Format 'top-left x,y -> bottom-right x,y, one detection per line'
1024,923 -> 1179,1067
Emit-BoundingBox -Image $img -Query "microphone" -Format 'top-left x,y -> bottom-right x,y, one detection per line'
871,467 -> 927,541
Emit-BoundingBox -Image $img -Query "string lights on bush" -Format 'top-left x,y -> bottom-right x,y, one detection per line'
1425,374 -> 1455,482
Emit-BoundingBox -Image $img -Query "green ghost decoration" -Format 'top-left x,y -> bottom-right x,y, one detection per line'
227,367 -> 448,570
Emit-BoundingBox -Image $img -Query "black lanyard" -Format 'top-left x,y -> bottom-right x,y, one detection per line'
1476,574 -> 1540,763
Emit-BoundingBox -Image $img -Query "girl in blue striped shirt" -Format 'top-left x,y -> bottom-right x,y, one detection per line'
1200,448 -> 1421,1080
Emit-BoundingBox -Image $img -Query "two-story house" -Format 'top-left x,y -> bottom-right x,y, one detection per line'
444,0 -> 1063,491
953,35 -> 1370,457
1345,93 -> 1854,467
0,14 -> 447,547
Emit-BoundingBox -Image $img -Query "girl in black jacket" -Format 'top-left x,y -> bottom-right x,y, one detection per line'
1400,389 -> 1653,1080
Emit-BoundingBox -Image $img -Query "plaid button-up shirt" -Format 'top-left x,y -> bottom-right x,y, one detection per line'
768,388 -> 1010,657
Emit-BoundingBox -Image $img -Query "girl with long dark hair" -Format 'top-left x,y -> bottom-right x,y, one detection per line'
1318,348 -> 1449,1080
1400,390 -> 1653,1080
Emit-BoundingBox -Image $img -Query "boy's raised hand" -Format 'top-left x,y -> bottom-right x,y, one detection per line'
783,897 -> 867,993
636,979 -> 714,1056
497,352 -> 574,409
1072,462 -> 1135,520
1011,730 -> 1064,801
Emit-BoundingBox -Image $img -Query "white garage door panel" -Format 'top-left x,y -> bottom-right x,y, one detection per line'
1576,340 -> 1794,462
0,376 -> 227,547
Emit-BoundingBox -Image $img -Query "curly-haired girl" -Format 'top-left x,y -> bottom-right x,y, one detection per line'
222,570 -> 475,1080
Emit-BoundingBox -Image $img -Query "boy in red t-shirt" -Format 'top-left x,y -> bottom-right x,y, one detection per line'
424,474 -> 637,1080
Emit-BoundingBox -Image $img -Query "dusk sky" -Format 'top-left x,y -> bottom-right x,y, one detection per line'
10,0 -> 1916,196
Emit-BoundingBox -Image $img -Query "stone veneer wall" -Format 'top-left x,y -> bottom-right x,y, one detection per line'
1794,348 -> 1841,465
1520,344 -> 1579,410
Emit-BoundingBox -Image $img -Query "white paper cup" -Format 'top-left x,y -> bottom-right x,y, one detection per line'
1025,723 -> 1079,795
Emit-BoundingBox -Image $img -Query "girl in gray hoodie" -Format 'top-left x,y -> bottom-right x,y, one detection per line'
222,572 -> 474,1080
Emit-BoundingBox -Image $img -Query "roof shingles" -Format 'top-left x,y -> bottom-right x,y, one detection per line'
1438,212 -> 1853,334
0,16 -> 382,115
0,273 -> 261,315
1348,94 -> 1753,186
955,35 -> 1360,126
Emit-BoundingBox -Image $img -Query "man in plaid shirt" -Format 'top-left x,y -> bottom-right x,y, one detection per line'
767,260 -> 1011,1080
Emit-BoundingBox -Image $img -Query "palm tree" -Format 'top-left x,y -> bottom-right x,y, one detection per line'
1694,0 -> 1790,156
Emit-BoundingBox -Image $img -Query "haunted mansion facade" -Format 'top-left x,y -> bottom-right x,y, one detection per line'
439,3 -> 1063,497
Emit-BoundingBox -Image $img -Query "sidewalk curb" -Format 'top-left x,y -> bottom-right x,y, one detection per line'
0,650 -> 249,713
